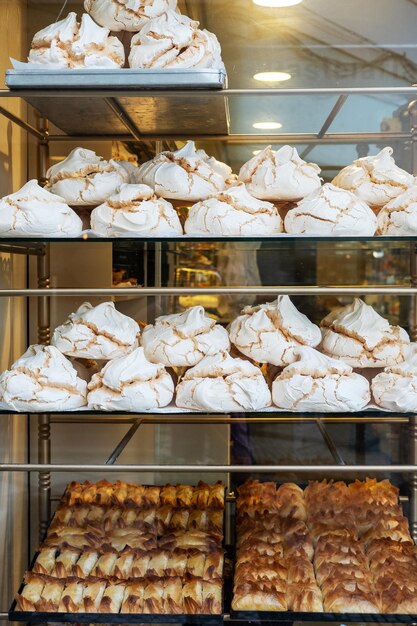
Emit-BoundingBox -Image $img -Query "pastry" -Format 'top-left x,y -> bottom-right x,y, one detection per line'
28,12 -> 125,68
0,180 -> 82,238
52,301 -> 140,360
377,186 -> 417,235
142,306 -> 230,368
87,347 -> 174,411
0,345 -> 87,412
184,183 -> 283,236
320,298 -> 410,367
175,351 -> 271,412
129,10 -> 224,71
90,183 -> 183,237
272,346 -> 370,412
284,183 -> 377,236
84,0 -> 177,32
372,347 -> 417,412
46,148 -> 129,206
135,141 -> 232,201
229,295 -> 321,366
238,145 -> 321,201
332,147 -> 414,208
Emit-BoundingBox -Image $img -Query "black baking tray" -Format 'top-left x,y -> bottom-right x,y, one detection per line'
229,609 -> 417,623
9,484 -> 226,624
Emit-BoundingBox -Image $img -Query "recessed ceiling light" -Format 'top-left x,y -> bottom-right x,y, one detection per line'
254,71 -> 292,82
253,0 -> 302,7
253,121 -> 283,130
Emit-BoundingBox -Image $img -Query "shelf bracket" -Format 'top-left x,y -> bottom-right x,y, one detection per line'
315,419 -> 345,465
105,418 -> 143,465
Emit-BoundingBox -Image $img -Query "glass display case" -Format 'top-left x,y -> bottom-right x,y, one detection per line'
2,0 -> 417,623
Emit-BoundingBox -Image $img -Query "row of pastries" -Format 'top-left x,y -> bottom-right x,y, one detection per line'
16,480 -> 224,615
0,297 -> 416,413
232,478 -> 417,614
2,144 -> 417,237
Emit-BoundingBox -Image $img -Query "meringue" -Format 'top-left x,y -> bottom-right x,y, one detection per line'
90,183 -> 183,237
128,10 -> 224,71
238,145 -> 321,201
320,298 -> 410,368
377,186 -> 417,235
272,346 -> 370,412
142,306 -> 230,368
184,183 -> 283,236
52,302 -> 140,360
116,161 -> 142,184
175,351 -> 271,412
229,296 -> 322,366
28,12 -> 125,69
136,141 -> 232,201
46,148 -> 129,206
87,347 -> 174,411
284,183 -> 377,236
372,346 -> 417,412
0,180 -> 82,238
0,345 -> 87,412
332,147 -> 414,208
85,0 -> 177,32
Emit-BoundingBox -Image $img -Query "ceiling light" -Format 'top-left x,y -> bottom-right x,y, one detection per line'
253,121 -> 283,130
253,0 -> 302,7
254,71 -> 291,82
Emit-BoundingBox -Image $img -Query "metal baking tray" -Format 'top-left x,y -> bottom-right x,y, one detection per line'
5,68 -> 227,90
229,609 -> 417,623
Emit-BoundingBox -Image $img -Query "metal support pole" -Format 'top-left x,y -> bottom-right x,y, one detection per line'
36,118 -> 51,539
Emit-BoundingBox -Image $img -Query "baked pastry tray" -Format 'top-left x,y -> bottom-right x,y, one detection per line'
229,609 -> 417,623
5,68 -> 227,90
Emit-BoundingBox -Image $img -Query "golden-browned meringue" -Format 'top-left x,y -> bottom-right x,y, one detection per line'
184,183 -> 283,236
320,298 -> 410,368
0,180 -> 82,238
332,147 -> 414,208
272,346 -> 370,412
377,186 -> 417,235
284,183 -> 377,236
0,345 -> 87,411
238,145 -> 321,201
142,306 -> 230,367
229,296 -> 321,366
87,347 -> 174,411
28,12 -> 125,68
175,351 -> 271,411
84,0 -> 177,32
128,10 -> 224,70
46,148 -> 129,206
90,183 -> 183,236
52,302 -> 140,360
136,141 -> 232,201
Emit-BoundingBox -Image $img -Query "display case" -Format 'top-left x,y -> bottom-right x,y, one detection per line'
3,0 -> 417,623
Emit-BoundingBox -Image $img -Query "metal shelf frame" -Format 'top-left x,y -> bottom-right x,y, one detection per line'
2,85 -> 417,623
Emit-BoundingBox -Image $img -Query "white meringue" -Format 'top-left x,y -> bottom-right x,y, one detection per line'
184,183 -> 283,236
52,302 -> 140,360
128,10 -> 224,71
0,180 -> 83,238
85,0 -> 177,32
272,346 -> 370,412
87,347 -> 174,411
90,183 -> 183,237
116,161 -> 142,184
372,345 -> 417,412
284,183 -> 377,236
332,147 -> 414,208
28,12 -> 125,69
377,186 -> 417,235
142,306 -> 230,368
229,296 -> 322,366
0,345 -> 87,412
175,351 -> 271,412
238,145 -> 322,201
136,141 -> 232,201
320,298 -> 410,368
46,148 -> 129,206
